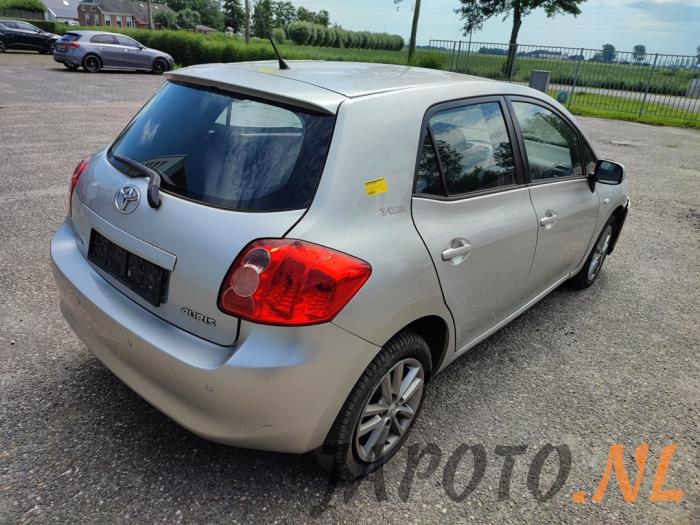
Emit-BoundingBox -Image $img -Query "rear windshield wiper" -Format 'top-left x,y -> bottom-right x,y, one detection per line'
113,154 -> 162,209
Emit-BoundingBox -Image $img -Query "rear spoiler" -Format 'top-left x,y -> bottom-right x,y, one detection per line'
165,64 -> 344,116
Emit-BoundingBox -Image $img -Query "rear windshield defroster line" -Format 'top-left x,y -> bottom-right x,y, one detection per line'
108,82 -> 336,212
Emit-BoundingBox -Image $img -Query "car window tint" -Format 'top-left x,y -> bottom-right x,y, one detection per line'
415,133 -> 443,195
511,102 -> 582,181
2,21 -> 18,28
116,35 -> 140,47
62,33 -> 81,42
109,82 -> 335,212
17,22 -> 38,30
428,102 -> 515,195
90,34 -> 116,44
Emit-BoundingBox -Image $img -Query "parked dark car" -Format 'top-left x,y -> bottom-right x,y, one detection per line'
0,19 -> 59,54
53,31 -> 174,74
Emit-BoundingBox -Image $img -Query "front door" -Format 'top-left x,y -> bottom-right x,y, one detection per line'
509,98 -> 599,294
115,35 -> 149,69
412,98 -> 539,350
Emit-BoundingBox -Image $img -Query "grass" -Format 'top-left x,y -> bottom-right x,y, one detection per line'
445,51 -> 699,97
553,91 -> 700,129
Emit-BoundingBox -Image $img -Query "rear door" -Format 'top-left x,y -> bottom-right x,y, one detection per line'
411,97 -> 539,350
70,81 -> 335,345
508,98 -> 599,294
89,34 -> 121,66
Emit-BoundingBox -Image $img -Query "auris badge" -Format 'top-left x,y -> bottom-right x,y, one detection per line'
114,185 -> 140,214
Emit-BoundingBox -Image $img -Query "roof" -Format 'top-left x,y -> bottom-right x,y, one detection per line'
43,0 -> 80,20
79,0 -> 173,24
166,61 -> 487,113
195,24 -> 218,33
234,61 -> 484,98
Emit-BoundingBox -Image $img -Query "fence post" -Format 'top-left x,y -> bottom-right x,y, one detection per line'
639,53 -> 659,117
450,40 -> 458,71
567,48 -> 584,107
454,41 -> 463,72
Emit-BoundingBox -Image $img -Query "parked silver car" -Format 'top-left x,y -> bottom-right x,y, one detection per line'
52,30 -> 173,73
51,61 -> 629,479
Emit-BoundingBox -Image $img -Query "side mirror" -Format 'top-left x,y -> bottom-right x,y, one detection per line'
593,160 -> 624,185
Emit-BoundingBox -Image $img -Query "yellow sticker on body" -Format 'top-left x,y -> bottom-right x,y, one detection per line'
256,67 -> 274,73
364,178 -> 388,196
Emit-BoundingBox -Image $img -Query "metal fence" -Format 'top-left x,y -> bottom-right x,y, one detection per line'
427,40 -> 700,121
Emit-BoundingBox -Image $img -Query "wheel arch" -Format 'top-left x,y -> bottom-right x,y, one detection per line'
82,53 -> 102,67
387,315 -> 450,380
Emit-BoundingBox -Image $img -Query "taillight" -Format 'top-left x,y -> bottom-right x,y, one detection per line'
67,41 -> 80,48
218,239 -> 372,326
68,157 -> 89,214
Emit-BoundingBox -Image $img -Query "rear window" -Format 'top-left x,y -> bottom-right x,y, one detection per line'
61,32 -> 81,42
108,82 -> 335,212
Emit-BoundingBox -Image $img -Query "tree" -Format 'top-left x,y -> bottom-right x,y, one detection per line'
154,9 -> 177,28
394,0 -> 420,61
602,43 -> 616,63
632,44 -> 645,63
177,8 -> 200,29
223,0 -> 245,31
458,1 -> 587,78
296,6 -> 315,22
147,0 -> 154,29
314,8 -> 330,26
252,0 -> 273,37
272,1 -> 296,27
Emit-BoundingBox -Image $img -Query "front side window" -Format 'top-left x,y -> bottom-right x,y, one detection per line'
511,101 -> 582,181
116,35 -> 139,48
109,82 -> 335,212
17,21 -> 39,31
425,102 -> 516,195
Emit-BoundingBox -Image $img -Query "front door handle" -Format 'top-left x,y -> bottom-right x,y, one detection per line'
539,210 -> 558,229
441,238 -> 472,264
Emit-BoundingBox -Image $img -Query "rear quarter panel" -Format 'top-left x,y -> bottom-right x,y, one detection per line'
287,86 -> 458,368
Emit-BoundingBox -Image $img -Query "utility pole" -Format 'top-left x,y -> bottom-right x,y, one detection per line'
147,0 -> 154,29
244,0 -> 250,43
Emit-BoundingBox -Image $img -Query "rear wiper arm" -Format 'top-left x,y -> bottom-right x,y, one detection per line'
113,154 -> 162,209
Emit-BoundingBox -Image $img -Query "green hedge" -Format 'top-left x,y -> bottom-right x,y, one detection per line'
19,18 -> 61,32
0,0 -> 44,11
286,21 -> 403,51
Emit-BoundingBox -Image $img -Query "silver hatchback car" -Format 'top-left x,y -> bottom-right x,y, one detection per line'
51,61 -> 629,479
53,30 -> 174,73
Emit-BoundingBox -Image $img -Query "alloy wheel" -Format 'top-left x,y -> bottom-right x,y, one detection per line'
354,357 -> 424,463
153,59 -> 166,74
0,41 -> 6,53
588,224 -> 613,282
84,56 -> 100,73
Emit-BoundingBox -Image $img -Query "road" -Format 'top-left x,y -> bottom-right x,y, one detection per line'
1,52 -> 698,524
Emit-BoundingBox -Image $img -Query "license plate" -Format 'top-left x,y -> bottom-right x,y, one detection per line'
56,44 -> 65,50
88,230 -> 169,307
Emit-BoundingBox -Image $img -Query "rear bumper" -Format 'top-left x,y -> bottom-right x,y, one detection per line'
53,50 -> 78,65
51,221 -> 380,453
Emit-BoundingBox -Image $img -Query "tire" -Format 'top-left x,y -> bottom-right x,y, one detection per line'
151,58 -> 167,75
63,62 -> 79,70
569,217 -> 616,290
82,54 -> 101,73
43,41 -> 55,54
0,40 -> 6,53
316,330 -> 431,481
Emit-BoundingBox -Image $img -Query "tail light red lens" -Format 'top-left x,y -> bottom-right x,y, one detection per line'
218,239 -> 372,326
67,42 -> 80,48
68,157 -> 89,214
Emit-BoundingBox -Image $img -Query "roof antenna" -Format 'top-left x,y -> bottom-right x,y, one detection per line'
266,29 -> 290,70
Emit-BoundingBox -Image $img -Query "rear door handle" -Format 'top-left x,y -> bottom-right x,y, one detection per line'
441,239 -> 472,264
539,210 -> 558,229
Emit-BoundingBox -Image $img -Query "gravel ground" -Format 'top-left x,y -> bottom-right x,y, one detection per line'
1,52 -> 698,524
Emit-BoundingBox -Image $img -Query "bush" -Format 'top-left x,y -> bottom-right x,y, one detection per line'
271,27 -> 285,44
286,21 -> 403,51
0,0 -> 44,12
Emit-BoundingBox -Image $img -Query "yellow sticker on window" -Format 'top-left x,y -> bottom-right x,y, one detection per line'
364,178 -> 388,196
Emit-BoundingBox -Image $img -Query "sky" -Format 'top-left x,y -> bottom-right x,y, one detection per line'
289,0 -> 700,56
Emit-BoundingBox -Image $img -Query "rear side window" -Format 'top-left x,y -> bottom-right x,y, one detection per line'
109,82 -> 335,212
90,34 -> 116,44
424,102 -> 516,195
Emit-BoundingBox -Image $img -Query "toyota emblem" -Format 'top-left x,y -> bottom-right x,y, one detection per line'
114,185 -> 140,213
